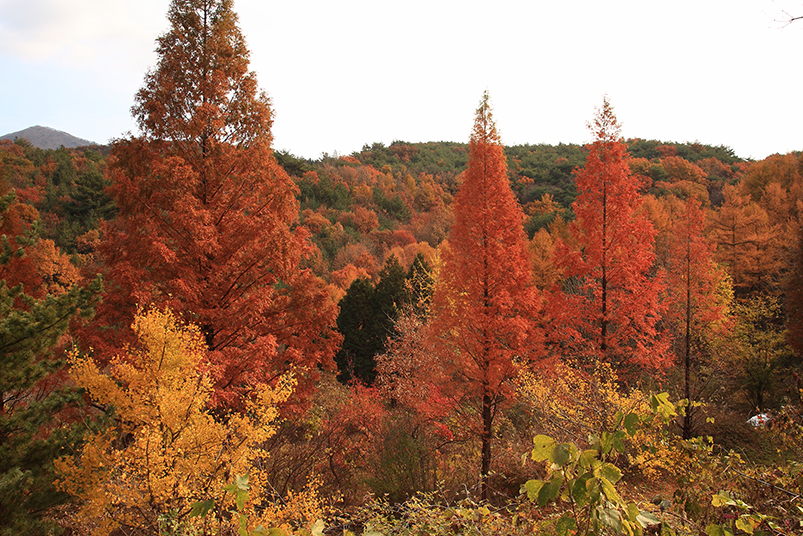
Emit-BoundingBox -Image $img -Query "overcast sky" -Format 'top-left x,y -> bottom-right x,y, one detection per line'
1,0 -> 801,160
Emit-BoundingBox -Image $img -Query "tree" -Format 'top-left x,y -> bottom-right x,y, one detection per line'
335,255 -> 408,385
788,224 -> 803,357
664,197 -> 731,438
430,92 -> 543,500
84,0 -> 339,406
707,183 -> 779,297
55,308 -> 298,536
0,191 -> 100,535
552,97 -> 668,370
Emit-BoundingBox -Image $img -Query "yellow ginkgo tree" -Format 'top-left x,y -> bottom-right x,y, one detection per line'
55,307 -> 301,536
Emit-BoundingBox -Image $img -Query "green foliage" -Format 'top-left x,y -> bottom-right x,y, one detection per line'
0,198 -> 102,534
732,295 -> 795,411
335,256 -> 410,384
297,172 -> 352,212
522,401 -> 663,536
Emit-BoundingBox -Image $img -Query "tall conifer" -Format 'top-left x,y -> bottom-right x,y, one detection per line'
431,92 -> 543,500
84,0 -> 339,406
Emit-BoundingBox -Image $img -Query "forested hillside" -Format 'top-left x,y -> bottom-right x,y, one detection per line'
1,0 -> 802,534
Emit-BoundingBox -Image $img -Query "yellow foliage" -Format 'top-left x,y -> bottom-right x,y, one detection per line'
55,307 -> 303,536
516,359 -> 646,443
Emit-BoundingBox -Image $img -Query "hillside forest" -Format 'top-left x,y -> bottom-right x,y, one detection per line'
1,1 -> 803,535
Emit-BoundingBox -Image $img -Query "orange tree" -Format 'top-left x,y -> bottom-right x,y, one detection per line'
664,197 -> 731,438
430,92 -> 544,500
82,0 -> 339,406
551,98 -> 668,371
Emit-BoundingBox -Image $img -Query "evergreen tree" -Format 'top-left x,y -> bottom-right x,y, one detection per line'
0,191 -> 101,535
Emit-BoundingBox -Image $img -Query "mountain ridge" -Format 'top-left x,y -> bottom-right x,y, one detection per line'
0,125 -> 98,150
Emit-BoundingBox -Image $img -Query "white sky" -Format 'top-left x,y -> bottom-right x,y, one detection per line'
1,0 -> 801,161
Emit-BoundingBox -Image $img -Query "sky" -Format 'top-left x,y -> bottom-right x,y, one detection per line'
0,0 -> 801,161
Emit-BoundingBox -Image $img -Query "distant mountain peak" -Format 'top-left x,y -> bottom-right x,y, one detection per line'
0,125 -> 98,150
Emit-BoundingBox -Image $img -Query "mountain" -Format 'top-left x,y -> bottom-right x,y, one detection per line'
0,125 -> 97,150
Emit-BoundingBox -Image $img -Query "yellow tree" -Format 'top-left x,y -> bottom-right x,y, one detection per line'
55,308 -> 309,536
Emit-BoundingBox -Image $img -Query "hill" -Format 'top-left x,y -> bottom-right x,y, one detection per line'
0,125 -> 97,150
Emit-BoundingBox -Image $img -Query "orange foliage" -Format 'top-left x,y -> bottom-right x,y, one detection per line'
660,156 -> 708,184
707,183 -> 780,296
552,98 -> 668,370
430,93 -> 544,498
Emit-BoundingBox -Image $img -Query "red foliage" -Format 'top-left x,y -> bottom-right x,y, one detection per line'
552,98 -> 669,370
430,93 -> 544,498
80,0 -> 340,408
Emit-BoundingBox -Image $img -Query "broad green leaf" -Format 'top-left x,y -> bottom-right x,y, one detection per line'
579,449 -> 599,470
624,412 -> 639,436
235,489 -> 249,511
706,524 -> 724,536
600,431 -> 612,455
612,430 -> 627,453
636,511 -> 661,528
538,476 -> 563,507
585,476 -> 601,503
553,442 -> 575,466
597,506 -> 622,531
531,435 -> 556,462
599,476 -> 623,506
523,479 -> 544,502
189,499 -> 215,518
571,472 -> 593,507
712,491 -> 735,507
596,462 -> 622,484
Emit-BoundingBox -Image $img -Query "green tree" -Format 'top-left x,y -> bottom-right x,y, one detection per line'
335,255 -> 407,385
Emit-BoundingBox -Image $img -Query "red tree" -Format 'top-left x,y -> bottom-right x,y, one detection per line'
83,0 -> 339,407
552,98 -> 668,370
431,92 -> 544,500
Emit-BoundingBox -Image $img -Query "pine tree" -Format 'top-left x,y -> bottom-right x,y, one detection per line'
84,0 -> 339,406
0,191 -> 101,534
431,92 -> 543,500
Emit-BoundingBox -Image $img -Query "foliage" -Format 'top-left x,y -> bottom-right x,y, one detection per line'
84,0 -> 340,407
0,188 -> 101,535
707,184 -> 780,297
730,295 -> 794,411
55,307 -> 306,536
335,255 -> 422,384
551,97 -> 668,371
522,412 -> 661,536
663,197 -> 732,438
430,92 -> 545,500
